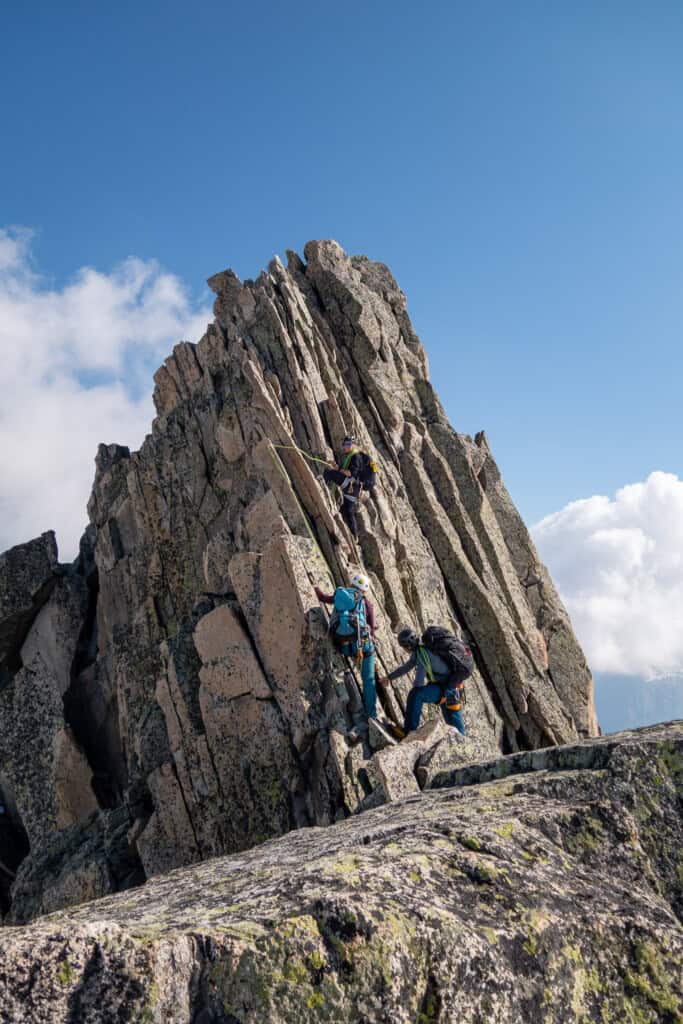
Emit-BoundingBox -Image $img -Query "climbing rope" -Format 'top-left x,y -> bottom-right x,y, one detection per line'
267,442 -> 329,568
417,645 -> 435,683
268,444 -> 395,713
272,441 -> 349,513
272,443 -> 334,468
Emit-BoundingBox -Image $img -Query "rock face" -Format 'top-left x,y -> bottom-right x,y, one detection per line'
0,724 -> 681,1024
0,241 -> 596,923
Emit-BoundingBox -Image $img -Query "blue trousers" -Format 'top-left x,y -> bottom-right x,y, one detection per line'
404,683 -> 465,735
338,638 -> 376,717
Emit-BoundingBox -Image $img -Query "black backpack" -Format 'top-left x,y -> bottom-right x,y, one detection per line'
422,626 -> 474,677
357,452 -> 378,488
342,449 -> 378,488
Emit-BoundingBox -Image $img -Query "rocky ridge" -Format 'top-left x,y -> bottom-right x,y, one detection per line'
0,723 -> 681,1023
0,241 -> 596,924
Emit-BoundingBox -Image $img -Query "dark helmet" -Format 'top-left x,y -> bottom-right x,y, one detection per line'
341,434 -> 357,449
397,627 -> 419,650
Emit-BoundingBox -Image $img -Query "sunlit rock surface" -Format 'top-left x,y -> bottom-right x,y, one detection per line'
0,724 -> 681,1023
0,241 -> 596,923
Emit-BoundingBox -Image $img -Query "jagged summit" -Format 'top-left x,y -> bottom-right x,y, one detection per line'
1,240 -> 595,924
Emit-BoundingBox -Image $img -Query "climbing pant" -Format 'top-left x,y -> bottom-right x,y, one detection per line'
404,682 -> 465,736
337,637 -> 376,717
323,467 -> 362,538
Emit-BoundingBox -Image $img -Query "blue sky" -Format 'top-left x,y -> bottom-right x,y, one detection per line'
2,2 -> 683,722
3,2 -> 682,522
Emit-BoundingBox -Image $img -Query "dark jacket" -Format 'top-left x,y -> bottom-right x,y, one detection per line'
388,646 -> 451,686
338,449 -> 366,481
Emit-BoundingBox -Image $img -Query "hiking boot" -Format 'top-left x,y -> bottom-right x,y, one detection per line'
347,722 -> 369,745
368,717 -> 398,751
381,719 -> 406,741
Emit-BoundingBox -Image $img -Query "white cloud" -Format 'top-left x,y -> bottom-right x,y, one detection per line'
0,228 -> 211,560
532,472 -> 683,678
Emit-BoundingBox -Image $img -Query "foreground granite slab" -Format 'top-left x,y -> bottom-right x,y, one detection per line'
1,722 -> 681,1023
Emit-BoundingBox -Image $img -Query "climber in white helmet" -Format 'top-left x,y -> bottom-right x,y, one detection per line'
314,573 -> 378,717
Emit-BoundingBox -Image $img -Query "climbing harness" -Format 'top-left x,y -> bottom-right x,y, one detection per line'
342,449 -> 379,485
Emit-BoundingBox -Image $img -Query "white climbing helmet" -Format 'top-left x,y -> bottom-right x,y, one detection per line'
350,572 -> 370,593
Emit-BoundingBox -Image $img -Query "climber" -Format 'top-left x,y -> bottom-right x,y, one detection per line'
379,627 -> 473,737
314,573 -> 377,718
322,435 -> 378,539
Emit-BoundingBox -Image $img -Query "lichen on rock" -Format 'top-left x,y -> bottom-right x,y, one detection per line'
0,724 -> 681,1023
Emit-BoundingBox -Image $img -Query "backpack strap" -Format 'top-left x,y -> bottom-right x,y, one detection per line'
335,451 -> 362,506
417,646 -> 436,683
358,595 -> 371,643
341,450 -> 357,471
418,645 -> 456,688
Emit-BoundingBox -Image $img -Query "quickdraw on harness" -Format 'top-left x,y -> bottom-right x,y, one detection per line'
334,450 -> 376,520
337,449 -> 363,507
342,449 -> 379,486
417,646 -> 465,711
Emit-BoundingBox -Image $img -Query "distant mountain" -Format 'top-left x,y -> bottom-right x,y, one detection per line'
595,673 -> 683,734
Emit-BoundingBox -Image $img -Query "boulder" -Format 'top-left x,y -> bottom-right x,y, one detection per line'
0,532 -> 58,678
0,724 -> 680,1024
0,576 -> 97,849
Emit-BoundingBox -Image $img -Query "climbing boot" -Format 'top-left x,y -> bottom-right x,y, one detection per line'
347,722 -> 369,745
382,720 -> 406,742
368,717 -> 398,751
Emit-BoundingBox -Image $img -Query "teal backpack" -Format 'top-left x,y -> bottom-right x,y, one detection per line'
330,587 -> 368,639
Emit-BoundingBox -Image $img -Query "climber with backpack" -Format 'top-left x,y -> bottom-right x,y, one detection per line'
314,573 -> 377,718
379,626 -> 474,736
322,435 -> 378,538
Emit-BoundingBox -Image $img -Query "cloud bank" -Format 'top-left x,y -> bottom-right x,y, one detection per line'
532,471 -> 683,678
0,228 -> 211,560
